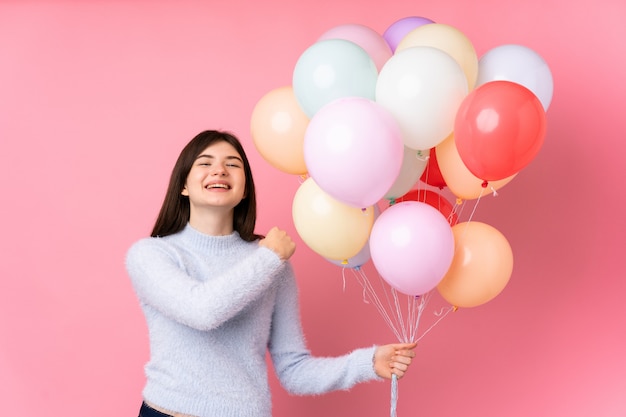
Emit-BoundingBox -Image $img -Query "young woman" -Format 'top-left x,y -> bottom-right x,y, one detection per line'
126,130 -> 417,417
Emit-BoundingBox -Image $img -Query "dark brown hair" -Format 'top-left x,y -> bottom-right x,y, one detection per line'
150,130 -> 261,241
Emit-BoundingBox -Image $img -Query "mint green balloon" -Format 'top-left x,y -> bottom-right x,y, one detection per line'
292,39 -> 378,118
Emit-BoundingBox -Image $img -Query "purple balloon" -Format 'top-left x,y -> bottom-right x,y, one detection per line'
326,241 -> 372,269
383,16 -> 435,52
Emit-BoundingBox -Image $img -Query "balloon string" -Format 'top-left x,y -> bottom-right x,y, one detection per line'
414,305 -> 455,343
454,187 -> 485,249
351,268 -> 454,344
419,155 -> 431,188
407,296 -> 419,341
363,269 -> 404,340
353,269 -> 403,341
408,292 -> 430,342
465,186 -> 484,225
341,267 -> 347,293
453,198 -> 466,222
377,273 -> 408,341
390,373 -> 398,417
391,287 -> 408,342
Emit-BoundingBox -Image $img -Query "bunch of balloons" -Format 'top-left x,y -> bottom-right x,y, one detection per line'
251,16 -> 553,309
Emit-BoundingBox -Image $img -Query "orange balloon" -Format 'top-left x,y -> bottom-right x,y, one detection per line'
250,86 -> 309,175
396,23 -> 478,90
437,221 -> 513,307
292,178 -> 374,261
436,134 -> 515,200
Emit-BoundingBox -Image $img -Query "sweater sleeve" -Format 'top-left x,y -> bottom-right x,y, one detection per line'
268,264 -> 381,395
125,238 -> 283,331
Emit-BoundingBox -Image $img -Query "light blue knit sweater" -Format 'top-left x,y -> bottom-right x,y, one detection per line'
126,224 -> 380,417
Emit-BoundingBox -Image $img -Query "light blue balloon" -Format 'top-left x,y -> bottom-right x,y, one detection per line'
292,39 -> 378,118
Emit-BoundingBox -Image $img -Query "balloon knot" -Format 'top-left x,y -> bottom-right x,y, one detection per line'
341,259 -> 348,265
452,306 -> 459,312
415,150 -> 429,161
389,198 -> 397,206
481,180 -> 488,188
455,198 -> 463,205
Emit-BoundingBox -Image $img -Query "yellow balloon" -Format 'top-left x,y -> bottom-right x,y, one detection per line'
250,86 -> 309,175
437,221 -> 513,307
292,178 -> 374,261
436,134 -> 516,200
396,23 -> 478,90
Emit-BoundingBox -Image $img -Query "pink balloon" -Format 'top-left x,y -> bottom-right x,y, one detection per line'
369,201 -> 454,295
382,16 -> 435,52
319,24 -> 393,72
304,97 -> 404,208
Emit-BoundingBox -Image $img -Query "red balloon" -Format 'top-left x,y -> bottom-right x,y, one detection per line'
454,81 -> 547,181
394,189 -> 458,226
420,148 -> 447,189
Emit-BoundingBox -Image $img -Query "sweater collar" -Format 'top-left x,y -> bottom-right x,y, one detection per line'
178,223 -> 242,252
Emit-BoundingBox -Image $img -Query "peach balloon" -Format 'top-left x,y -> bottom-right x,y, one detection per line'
437,221 -> 513,308
435,134 -> 516,200
292,178 -> 375,261
250,86 -> 309,175
396,23 -> 478,90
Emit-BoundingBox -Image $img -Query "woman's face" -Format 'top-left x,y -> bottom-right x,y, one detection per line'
181,140 -> 247,214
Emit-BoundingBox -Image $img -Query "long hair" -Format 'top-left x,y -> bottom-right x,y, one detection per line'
150,130 -> 262,241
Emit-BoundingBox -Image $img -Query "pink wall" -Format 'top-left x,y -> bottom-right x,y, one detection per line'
1,1 -> 624,416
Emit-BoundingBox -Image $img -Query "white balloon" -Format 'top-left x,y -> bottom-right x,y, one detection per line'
383,146 -> 428,200
476,44 -> 554,110
376,46 -> 469,150
293,39 -> 378,118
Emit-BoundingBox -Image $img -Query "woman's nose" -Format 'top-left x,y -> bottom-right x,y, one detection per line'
211,164 -> 227,176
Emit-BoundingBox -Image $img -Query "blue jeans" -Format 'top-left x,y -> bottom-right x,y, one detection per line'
139,402 -> 173,417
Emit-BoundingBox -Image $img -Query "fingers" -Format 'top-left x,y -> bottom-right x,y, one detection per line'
391,342 -> 417,361
373,342 -> 418,380
392,352 -> 414,365
390,348 -> 415,379
391,362 -> 409,379
259,227 -> 296,261
391,342 -> 418,351
395,348 -> 416,360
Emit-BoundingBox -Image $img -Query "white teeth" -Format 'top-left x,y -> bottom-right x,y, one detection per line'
207,184 -> 229,189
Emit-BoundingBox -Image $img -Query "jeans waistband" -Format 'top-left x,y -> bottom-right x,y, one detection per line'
139,401 -> 174,417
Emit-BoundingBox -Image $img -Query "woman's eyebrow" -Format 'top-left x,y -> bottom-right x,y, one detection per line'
195,154 -> 243,162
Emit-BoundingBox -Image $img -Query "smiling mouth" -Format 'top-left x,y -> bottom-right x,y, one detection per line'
206,184 -> 230,190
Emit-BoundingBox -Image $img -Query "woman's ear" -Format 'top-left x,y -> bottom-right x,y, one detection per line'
181,185 -> 189,196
